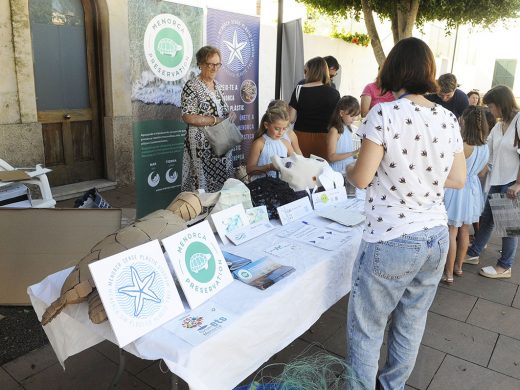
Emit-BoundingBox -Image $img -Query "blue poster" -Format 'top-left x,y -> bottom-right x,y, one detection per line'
207,9 -> 260,167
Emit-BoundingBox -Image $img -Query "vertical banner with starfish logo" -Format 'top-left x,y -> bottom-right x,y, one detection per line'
129,1 -> 203,218
206,9 -> 260,167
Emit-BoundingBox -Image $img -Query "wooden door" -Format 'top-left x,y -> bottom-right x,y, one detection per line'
29,0 -> 103,186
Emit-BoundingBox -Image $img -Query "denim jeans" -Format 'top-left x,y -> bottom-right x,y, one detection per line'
346,225 -> 448,390
467,182 -> 519,270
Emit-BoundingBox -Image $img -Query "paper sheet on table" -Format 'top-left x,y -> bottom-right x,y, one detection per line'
163,303 -> 235,346
316,207 -> 365,227
278,222 -> 350,251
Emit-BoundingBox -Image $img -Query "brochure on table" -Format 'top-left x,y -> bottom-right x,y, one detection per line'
88,240 -> 185,347
164,302 -> 235,346
162,221 -> 234,309
276,196 -> 313,225
233,257 -> 295,290
210,203 -> 249,245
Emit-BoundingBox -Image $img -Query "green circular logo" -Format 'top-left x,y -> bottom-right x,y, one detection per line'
154,28 -> 184,68
185,242 -> 215,283
143,14 -> 193,81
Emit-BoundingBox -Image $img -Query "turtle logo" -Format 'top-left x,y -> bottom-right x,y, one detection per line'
144,14 -> 193,81
185,242 -> 216,283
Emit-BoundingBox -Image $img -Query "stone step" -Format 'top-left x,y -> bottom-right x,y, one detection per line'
51,179 -> 118,201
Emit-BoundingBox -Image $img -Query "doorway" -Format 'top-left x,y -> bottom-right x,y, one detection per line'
29,0 -> 104,186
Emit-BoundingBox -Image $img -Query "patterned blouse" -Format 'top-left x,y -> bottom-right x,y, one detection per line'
357,98 -> 463,242
181,77 -> 229,118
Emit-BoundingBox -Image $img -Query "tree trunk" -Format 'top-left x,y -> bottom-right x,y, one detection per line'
360,0 -> 386,67
395,0 -> 419,41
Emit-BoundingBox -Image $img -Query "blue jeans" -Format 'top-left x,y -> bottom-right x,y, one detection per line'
346,226 -> 448,390
467,182 -> 519,269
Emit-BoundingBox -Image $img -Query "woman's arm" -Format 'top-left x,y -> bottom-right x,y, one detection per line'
444,152 -> 466,189
326,127 -> 358,162
346,138 -> 384,188
287,130 -> 302,155
360,95 -> 372,118
283,139 -> 295,156
182,113 -> 220,127
246,138 -> 272,175
288,106 -> 297,124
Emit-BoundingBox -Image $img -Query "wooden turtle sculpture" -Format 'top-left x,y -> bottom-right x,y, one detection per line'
41,192 -> 203,325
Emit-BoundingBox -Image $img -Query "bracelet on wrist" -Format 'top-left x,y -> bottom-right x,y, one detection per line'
212,116 -> 217,126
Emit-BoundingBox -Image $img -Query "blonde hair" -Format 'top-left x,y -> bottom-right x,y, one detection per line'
254,106 -> 289,140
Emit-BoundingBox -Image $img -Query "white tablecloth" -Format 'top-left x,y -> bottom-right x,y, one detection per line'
28,199 -> 364,390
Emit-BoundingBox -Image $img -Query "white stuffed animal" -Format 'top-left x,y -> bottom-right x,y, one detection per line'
271,154 -> 330,191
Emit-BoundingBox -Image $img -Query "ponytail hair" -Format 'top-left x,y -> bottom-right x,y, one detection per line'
460,106 -> 488,146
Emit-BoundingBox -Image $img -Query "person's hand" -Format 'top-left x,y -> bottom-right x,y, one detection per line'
228,111 -> 237,123
507,183 -> 520,199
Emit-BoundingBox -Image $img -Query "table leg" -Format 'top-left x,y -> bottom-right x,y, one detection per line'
170,371 -> 190,390
108,348 -> 126,388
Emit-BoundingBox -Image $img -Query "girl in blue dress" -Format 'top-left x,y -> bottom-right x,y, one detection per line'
443,106 -> 490,284
326,96 -> 360,175
246,105 -> 294,180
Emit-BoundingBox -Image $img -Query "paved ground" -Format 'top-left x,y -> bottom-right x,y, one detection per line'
1,185 -> 520,389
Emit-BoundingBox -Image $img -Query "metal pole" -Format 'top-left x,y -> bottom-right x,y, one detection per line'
275,0 -> 284,99
450,24 -> 459,73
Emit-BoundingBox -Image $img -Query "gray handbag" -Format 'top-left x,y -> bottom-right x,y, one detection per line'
202,118 -> 243,157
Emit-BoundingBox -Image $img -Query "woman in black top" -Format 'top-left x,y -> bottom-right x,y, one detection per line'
288,57 -> 340,157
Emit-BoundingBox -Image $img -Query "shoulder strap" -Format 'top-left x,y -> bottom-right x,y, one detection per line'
296,85 -> 302,102
514,114 -> 520,148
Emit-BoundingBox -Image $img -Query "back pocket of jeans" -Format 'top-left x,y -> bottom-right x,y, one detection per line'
373,240 -> 421,280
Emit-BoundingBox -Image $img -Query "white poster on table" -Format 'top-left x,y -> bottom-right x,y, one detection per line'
162,221 -> 234,309
88,240 -> 184,347
210,203 -> 249,245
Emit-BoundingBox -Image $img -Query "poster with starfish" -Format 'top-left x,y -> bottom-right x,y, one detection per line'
89,240 -> 185,347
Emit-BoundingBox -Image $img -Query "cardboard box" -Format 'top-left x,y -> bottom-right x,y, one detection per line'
0,208 -> 122,305
0,183 -> 32,207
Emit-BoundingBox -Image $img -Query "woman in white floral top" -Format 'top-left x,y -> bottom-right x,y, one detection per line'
345,37 -> 466,390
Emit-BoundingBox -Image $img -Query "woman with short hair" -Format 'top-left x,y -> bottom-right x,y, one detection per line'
181,46 -> 235,192
346,37 -> 466,390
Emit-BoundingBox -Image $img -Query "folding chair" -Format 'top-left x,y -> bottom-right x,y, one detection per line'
0,158 -> 56,207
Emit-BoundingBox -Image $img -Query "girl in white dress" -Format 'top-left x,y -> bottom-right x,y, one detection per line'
246,105 -> 295,180
326,95 -> 360,175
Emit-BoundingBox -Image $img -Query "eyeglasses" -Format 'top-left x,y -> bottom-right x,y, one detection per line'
205,62 -> 222,69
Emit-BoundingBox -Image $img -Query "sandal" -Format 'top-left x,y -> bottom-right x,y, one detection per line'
441,274 -> 454,285
454,268 -> 463,277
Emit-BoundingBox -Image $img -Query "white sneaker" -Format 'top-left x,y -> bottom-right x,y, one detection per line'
480,266 -> 511,279
463,255 -> 480,265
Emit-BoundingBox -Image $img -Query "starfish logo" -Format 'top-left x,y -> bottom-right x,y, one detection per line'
217,19 -> 255,76
118,266 -> 161,316
113,262 -> 166,320
224,30 -> 247,66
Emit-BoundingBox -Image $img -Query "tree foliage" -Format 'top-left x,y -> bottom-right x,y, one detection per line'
298,0 -> 520,65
